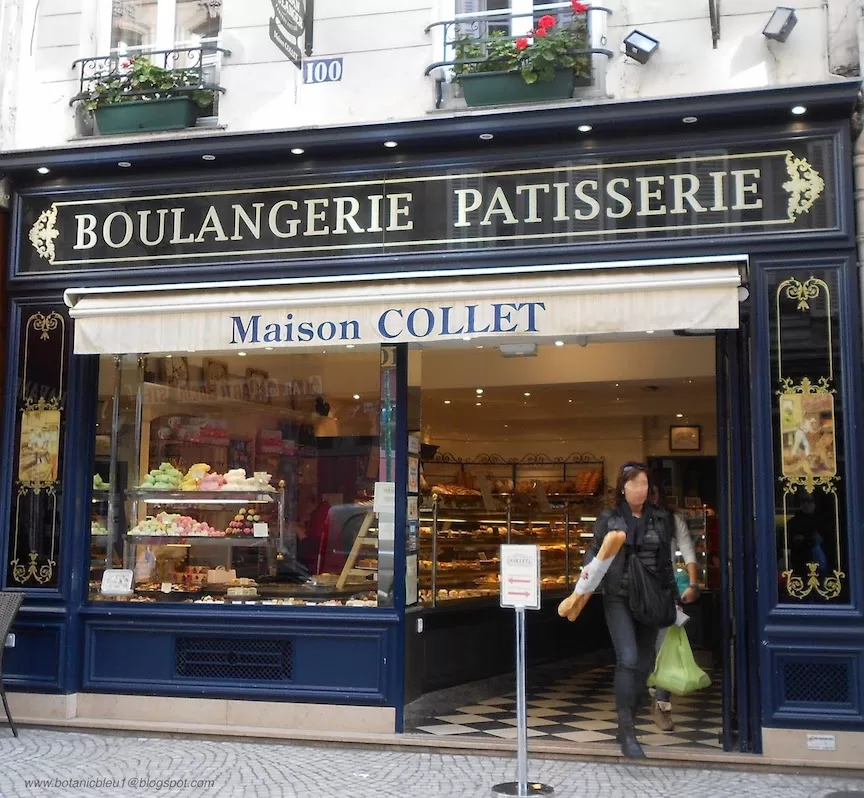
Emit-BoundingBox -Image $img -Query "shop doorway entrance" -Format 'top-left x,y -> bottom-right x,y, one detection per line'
405,331 -> 742,752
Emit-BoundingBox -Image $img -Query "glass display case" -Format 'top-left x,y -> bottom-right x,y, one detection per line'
418,496 -> 599,606
89,351 -> 387,607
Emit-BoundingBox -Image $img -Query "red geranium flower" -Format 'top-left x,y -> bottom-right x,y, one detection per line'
121,60 -> 131,68
534,27 -> 547,37
571,1 -> 589,12
515,37 -> 529,50
538,14 -> 557,29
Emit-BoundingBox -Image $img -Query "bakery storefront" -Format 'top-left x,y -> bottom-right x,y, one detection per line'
1,83 -> 863,761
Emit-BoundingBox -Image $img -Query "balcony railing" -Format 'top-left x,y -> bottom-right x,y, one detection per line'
70,44 -> 231,108
424,2 -> 612,109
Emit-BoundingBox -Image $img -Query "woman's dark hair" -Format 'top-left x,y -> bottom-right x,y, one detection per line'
614,461 -> 651,502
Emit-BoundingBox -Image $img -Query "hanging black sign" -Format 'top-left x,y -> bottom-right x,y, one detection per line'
20,137 -> 837,273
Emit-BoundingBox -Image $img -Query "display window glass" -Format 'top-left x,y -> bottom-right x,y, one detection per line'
90,348 -> 389,607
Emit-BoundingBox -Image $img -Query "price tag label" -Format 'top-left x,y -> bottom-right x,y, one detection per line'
253,522 -> 269,538
100,569 -> 134,596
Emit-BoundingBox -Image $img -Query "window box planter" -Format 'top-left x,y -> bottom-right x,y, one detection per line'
459,68 -> 588,107
94,97 -> 200,135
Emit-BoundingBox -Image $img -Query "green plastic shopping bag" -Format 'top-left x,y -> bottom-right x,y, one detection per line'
647,626 -> 711,696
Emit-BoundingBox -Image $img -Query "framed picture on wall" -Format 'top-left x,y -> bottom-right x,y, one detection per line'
245,368 -> 269,403
204,359 -> 229,396
669,425 -> 701,451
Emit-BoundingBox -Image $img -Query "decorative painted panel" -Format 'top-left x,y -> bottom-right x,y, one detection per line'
769,272 -> 849,603
5,306 -> 70,588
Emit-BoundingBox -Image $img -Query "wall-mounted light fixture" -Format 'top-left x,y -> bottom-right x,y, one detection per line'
623,30 -> 659,64
762,7 -> 797,42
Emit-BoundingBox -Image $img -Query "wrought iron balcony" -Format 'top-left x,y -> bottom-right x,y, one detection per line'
70,44 -> 231,108
424,1 -> 612,109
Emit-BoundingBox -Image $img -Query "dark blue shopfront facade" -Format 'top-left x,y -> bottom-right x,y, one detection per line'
1,81 -> 864,751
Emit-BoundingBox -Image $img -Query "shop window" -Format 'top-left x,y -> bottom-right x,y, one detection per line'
769,270 -> 850,604
90,349 -> 389,608
5,307 -> 70,589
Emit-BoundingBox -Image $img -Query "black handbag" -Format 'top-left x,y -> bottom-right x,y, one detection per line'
627,548 -> 677,628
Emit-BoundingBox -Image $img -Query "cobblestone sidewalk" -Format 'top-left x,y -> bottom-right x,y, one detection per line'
0,729 -> 862,798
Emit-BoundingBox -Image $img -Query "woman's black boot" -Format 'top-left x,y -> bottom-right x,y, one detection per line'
616,708 -> 646,759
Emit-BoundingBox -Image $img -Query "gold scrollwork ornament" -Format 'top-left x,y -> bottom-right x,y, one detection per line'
782,277 -> 822,311
28,205 -> 60,263
10,551 -> 55,586
783,562 -> 845,600
783,154 -> 825,221
30,311 -> 62,341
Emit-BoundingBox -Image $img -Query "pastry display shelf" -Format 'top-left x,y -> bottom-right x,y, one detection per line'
127,489 -> 277,504
123,535 -> 271,546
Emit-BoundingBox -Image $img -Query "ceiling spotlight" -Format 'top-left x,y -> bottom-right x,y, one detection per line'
353,394 -> 360,400
554,340 -> 565,347
568,399 -> 573,403
462,335 -> 473,342
676,413 -> 684,418
444,400 -> 451,404
37,167 -> 50,175
118,161 -> 132,168
346,344 -> 355,349
646,330 -> 655,334
577,124 -> 592,133
682,116 -> 698,124
763,6 -> 797,42
265,346 -> 274,351
237,351 -> 247,357
291,147 -> 305,155
201,154 -> 216,161
623,30 -> 659,64
383,141 -> 398,148
476,388 -> 484,395
524,392 -> 531,397
476,402 -> 482,407
479,133 -> 494,140
791,105 -> 807,116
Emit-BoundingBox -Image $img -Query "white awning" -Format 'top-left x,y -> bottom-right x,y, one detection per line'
65,264 -> 742,355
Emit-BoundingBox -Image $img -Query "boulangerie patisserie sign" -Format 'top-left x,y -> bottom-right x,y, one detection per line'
21,136 -> 836,273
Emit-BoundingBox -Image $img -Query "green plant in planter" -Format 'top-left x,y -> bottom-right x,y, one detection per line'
80,55 -> 214,112
453,0 -> 590,85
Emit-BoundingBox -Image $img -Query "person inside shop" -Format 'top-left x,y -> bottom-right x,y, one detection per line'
649,477 -> 700,733
584,461 -> 679,759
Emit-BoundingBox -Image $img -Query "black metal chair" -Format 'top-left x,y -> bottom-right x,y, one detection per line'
0,592 -> 23,737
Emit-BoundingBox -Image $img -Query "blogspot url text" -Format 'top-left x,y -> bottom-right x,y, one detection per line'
23,777 -> 217,790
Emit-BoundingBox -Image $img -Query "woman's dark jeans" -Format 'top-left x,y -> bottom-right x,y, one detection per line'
603,595 -> 657,711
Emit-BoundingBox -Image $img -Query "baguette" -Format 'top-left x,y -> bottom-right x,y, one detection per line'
557,530 -> 627,622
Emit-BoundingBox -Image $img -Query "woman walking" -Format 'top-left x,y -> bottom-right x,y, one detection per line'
584,462 -> 679,759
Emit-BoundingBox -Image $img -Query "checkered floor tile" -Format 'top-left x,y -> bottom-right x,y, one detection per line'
411,665 -> 725,749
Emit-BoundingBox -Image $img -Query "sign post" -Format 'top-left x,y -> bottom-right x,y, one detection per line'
492,545 -> 553,798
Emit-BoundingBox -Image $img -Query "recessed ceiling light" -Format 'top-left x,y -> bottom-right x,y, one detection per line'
577,124 -> 592,133
676,413 -> 684,418
476,402 -> 482,406
201,154 -> 216,161
165,354 -> 173,359
118,161 -> 132,168
265,346 -> 274,351
524,392 -> 531,397
554,340 -> 564,347
237,351 -> 247,357
479,133 -> 494,140
476,345 -> 484,349
791,105 -> 807,116
462,335 -> 472,342
37,167 -> 50,175
383,140 -> 398,148
615,383 -> 619,387
353,394 -> 360,400
568,399 -> 573,403
346,344 -> 355,349
646,330 -> 655,334
444,400 -> 451,404
504,424 -> 509,428
187,349 -> 196,353
682,116 -> 698,124
291,147 -> 305,155
476,388 -> 484,395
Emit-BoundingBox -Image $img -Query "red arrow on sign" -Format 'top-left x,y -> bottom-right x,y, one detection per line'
508,590 -> 530,597
508,578 -> 531,584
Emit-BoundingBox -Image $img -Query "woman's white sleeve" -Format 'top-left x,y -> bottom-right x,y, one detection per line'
674,513 -> 698,566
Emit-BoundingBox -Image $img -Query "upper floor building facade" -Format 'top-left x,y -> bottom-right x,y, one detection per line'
0,0 -> 860,152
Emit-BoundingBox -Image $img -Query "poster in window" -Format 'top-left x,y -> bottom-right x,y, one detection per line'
18,409 -> 61,483
780,392 -> 837,480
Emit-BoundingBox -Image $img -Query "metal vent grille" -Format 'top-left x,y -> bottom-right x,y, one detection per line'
782,661 -> 851,704
175,637 -> 293,682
